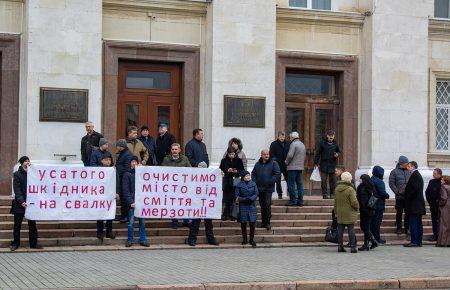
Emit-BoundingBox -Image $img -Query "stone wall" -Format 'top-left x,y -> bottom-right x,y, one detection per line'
0,0 -> 22,34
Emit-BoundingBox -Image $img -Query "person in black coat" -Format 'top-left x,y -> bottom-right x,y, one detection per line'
10,156 -> 40,251
219,147 -> 244,221
314,130 -> 341,199
404,161 -> 426,247
89,138 -> 114,167
370,165 -> 390,244
425,168 -> 442,241
356,174 -> 377,251
95,154 -> 116,241
81,121 -> 103,166
251,149 -> 281,230
115,139 -> 134,223
138,125 -> 157,166
185,128 -> 209,167
269,131 -> 290,199
155,122 -> 176,165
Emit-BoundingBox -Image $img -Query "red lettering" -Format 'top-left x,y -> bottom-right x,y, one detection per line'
39,170 -> 46,181
141,208 -> 151,216
49,170 -> 56,179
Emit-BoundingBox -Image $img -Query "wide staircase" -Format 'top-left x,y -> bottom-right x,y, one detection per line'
0,196 -> 433,248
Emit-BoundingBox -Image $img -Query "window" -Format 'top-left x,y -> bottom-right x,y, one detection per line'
436,80 -> 450,150
435,0 -> 450,18
285,73 -> 335,95
289,0 -> 332,10
126,71 -> 171,89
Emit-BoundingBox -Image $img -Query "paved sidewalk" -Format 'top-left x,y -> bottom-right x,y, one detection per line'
0,246 -> 449,289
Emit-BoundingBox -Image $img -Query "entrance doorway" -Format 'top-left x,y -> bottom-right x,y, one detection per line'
117,61 -> 181,141
284,71 -> 340,194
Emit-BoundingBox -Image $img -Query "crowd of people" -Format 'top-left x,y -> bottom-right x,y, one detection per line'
8,122 -> 450,252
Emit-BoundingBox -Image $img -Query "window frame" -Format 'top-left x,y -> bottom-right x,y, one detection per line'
434,0 -> 450,19
288,0 -> 337,11
429,71 -> 450,155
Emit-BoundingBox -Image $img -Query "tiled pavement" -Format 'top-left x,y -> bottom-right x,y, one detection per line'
0,245 -> 449,289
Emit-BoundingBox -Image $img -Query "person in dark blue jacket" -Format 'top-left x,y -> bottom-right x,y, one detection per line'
235,171 -> 259,247
96,154 -> 116,241
123,156 -> 149,247
89,138 -> 114,167
115,139 -> 134,223
370,165 -> 390,244
138,125 -> 157,166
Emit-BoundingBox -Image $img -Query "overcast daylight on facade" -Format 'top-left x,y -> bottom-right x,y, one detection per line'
1,0 -> 450,289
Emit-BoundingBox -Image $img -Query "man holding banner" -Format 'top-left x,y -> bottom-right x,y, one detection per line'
10,156 -> 40,251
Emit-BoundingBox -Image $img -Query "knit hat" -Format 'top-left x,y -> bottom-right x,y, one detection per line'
398,155 -> 409,164
99,138 -> 108,147
116,139 -> 127,149
240,170 -> 250,178
341,172 -> 352,183
130,156 -> 139,163
227,147 -> 235,154
198,161 -> 208,168
18,156 -> 30,165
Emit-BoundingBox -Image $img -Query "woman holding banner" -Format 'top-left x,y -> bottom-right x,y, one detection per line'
220,147 -> 244,221
235,170 -> 259,248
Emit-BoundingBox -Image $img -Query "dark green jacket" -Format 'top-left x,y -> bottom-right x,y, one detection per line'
161,154 -> 191,167
334,180 -> 359,224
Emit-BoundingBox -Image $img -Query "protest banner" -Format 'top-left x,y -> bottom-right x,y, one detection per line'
135,166 -> 222,219
25,164 -> 116,221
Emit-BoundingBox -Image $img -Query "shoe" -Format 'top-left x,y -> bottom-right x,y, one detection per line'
278,194 -> 283,199
30,245 -> 43,250
139,241 -> 150,247
171,223 -> 178,229
322,195 -> 328,199
249,240 -> 257,248
221,215 -> 229,221
329,195 -> 334,199
230,217 -> 236,221
370,238 -> 378,249
10,245 -> 19,251
419,242 -> 423,247
296,202 -> 304,207
265,224 -> 272,231
241,239 -> 248,245
344,242 -> 352,248
187,240 -> 196,247
376,239 -> 386,245
350,247 -> 358,253
208,239 -> 219,246
403,242 -> 419,247
125,242 -> 133,247
428,236 -> 437,242
358,244 -> 370,251
396,229 -> 402,235
97,234 -> 104,241
119,217 -> 128,223
182,222 -> 190,228
106,232 -> 116,239
287,203 -> 296,207
338,245 -> 346,252
259,223 -> 267,229
114,216 -> 121,222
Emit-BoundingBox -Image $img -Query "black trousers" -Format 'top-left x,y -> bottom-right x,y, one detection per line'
429,201 -> 439,238
12,213 -> 37,248
259,191 -> 273,225
96,220 -> 113,236
395,199 -> 409,231
320,171 -> 337,197
275,169 -> 288,194
119,193 -> 129,219
188,219 -> 215,243
359,210 -> 373,242
222,187 -> 235,218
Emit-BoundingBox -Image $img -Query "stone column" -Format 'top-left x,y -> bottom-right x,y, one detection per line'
204,0 -> 277,164
20,0 -> 102,162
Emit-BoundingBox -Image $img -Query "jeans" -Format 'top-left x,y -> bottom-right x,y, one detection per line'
96,220 -> 113,236
337,224 -> 356,247
12,213 -> 37,248
395,199 -> 409,231
371,209 -> 384,241
188,219 -> 215,243
320,171 -> 337,197
429,201 -> 439,238
172,219 -> 190,226
409,214 -> 423,245
128,209 -> 146,243
287,170 -> 304,205
259,191 -> 273,225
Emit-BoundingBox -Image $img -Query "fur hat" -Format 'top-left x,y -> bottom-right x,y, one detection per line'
341,172 -> 352,183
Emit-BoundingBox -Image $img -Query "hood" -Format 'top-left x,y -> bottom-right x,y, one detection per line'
335,180 -> 352,192
228,137 -> 243,150
372,165 -> 384,179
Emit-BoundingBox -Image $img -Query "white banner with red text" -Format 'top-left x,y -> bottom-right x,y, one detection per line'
135,166 -> 222,219
25,165 -> 116,221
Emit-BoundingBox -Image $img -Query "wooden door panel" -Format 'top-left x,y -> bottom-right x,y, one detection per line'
117,96 -> 148,139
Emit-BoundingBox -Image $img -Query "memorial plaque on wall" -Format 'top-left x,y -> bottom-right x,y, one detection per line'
39,87 -> 88,122
223,96 -> 265,128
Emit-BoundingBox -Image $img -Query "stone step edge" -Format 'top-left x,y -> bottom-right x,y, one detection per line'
135,277 -> 450,290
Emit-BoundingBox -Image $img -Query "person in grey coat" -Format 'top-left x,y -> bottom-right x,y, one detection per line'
389,155 -> 412,235
285,132 -> 306,206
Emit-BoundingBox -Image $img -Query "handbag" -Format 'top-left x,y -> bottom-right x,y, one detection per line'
324,226 -> 338,244
233,177 -> 241,187
310,167 -> 321,182
367,195 -> 378,210
231,203 -> 240,220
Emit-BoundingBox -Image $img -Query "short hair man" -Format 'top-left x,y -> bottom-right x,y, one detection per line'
425,168 -> 442,241
81,122 -> 103,166
389,155 -> 412,235
403,161 -> 425,247
251,149 -> 281,230
314,130 -> 341,199
269,131 -> 290,199
185,129 -> 209,167
155,122 -> 177,165
285,132 -> 306,206
138,125 -> 157,166
126,126 -> 149,166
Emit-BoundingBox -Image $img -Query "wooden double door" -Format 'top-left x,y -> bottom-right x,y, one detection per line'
285,102 -> 339,193
117,62 -> 181,141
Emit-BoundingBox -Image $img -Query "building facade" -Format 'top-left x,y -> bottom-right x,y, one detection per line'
0,0 -> 449,195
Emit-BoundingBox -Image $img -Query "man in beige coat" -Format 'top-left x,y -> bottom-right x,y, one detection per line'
126,126 -> 149,165
285,131 -> 306,206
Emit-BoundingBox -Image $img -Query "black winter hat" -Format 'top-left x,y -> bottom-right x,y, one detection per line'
130,156 -> 139,163
18,156 -> 30,165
